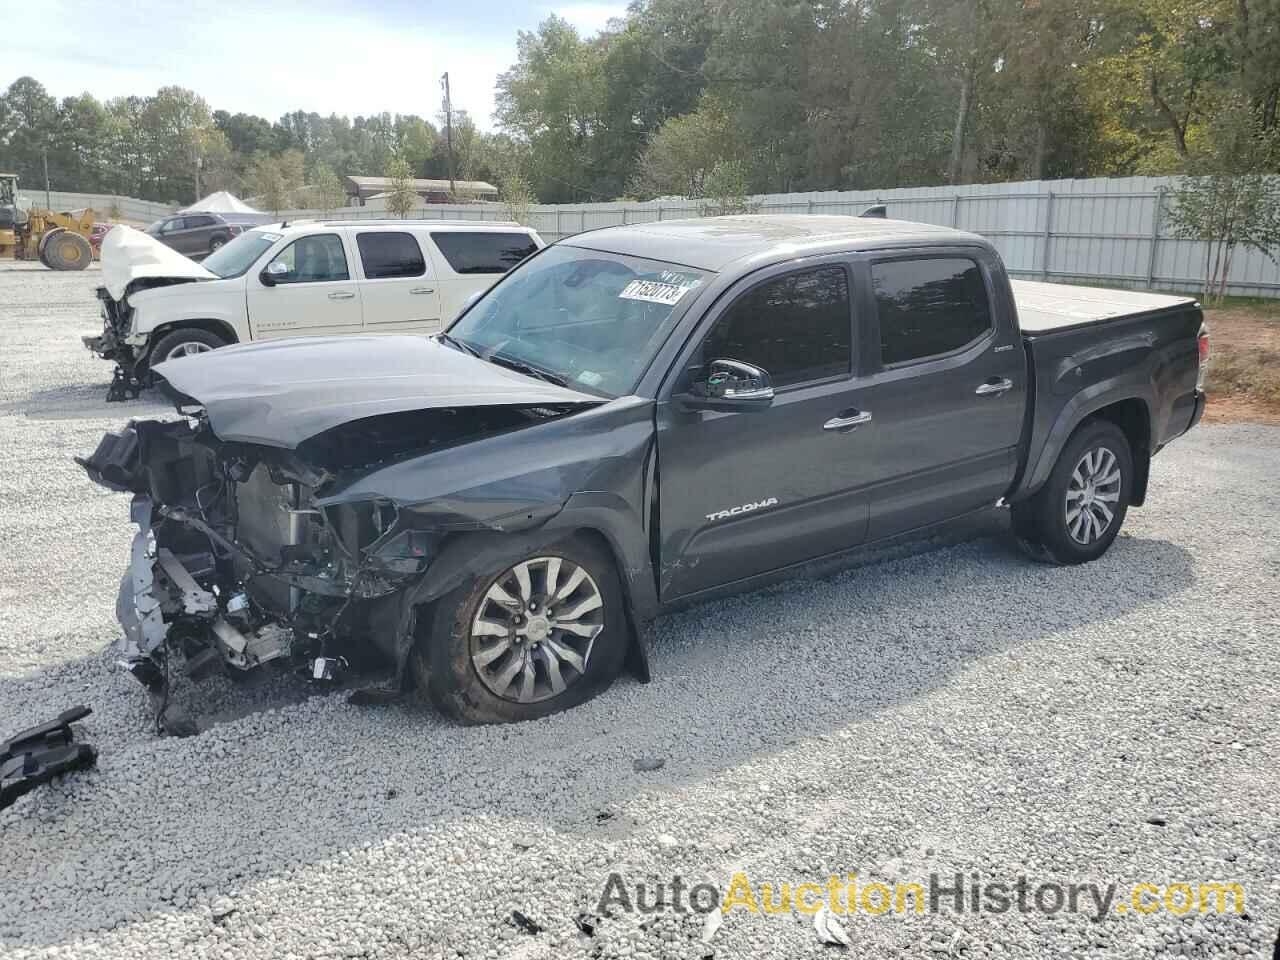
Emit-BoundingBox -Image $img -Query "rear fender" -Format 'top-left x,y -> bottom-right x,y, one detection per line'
1021,382 -> 1154,498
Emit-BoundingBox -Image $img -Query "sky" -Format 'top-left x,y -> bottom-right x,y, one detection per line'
6,0 -> 628,130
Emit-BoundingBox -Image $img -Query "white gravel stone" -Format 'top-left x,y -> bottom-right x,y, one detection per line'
0,262 -> 1277,958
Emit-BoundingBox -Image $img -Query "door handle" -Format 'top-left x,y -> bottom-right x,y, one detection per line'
823,410 -> 872,431
328,291 -> 356,300
975,377 -> 1013,396
409,287 -> 436,295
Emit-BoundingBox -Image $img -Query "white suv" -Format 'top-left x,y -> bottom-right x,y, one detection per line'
86,219 -> 544,394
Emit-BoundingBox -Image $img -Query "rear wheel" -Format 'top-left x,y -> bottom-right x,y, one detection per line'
412,535 -> 629,723
208,235 -> 227,254
43,229 -> 92,270
1013,418 -> 1133,565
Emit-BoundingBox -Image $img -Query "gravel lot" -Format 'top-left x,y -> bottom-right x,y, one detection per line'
0,260 -> 1277,959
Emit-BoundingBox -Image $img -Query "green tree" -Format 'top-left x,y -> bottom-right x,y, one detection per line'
496,16 -> 610,201
247,149 -> 305,212
701,159 -> 753,215
310,162 -> 345,214
384,152 -> 418,218
498,170 -> 536,224
1166,104 -> 1280,302
629,95 -> 736,198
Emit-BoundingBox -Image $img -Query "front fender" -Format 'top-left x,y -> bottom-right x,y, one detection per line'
379,497 -> 656,688
127,286 -> 248,344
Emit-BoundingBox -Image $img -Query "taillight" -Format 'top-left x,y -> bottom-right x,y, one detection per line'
1196,324 -> 1209,391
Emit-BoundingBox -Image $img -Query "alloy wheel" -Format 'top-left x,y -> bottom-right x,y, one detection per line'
163,341 -> 213,361
1065,446 -> 1122,545
470,556 -> 604,703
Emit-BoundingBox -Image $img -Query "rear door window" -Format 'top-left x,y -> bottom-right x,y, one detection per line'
430,232 -> 538,274
871,257 -> 992,366
186,215 -> 217,228
357,232 -> 427,279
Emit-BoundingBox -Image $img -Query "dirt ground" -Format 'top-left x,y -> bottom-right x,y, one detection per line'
1202,301 -> 1280,425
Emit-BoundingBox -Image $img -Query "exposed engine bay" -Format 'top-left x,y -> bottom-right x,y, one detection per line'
77,400 -> 587,734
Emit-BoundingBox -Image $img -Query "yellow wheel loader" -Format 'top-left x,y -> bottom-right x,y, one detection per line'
0,173 -> 96,271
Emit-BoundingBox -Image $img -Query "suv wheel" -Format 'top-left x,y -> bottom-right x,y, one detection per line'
413,535 -> 629,723
209,236 -> 227,253
1013,418 -> 1133,565
150,328 -> 227,367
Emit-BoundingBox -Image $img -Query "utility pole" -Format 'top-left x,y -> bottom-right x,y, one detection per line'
42,147 -> 51,209
441,72 -> 456,198
194,155 -> 202,204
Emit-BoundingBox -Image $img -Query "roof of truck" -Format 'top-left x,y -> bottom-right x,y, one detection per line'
562,215 -> 985,271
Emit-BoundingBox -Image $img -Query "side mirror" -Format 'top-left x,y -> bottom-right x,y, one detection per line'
676,359 -> 774,412
260,261 -> 289,287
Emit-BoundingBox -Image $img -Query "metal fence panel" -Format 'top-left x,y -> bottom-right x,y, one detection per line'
61,175 -> 1278,296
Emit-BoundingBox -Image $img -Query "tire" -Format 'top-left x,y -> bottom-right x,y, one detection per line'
149,328 -> 227,367
1012,418 -> 1133,565
208,235 -> 227,254
43,229 -> 92,270
412,534 -> 630,723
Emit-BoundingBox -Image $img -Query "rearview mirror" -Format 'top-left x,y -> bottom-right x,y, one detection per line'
676,359 -> 774,412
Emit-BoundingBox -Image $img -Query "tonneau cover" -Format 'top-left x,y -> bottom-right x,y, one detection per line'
1012,279 -> 1195,334
100,225 -> 216,302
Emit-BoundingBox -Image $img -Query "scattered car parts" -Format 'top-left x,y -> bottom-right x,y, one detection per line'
1,706 -> 98,811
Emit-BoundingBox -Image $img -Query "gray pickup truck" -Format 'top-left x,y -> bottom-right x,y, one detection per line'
79,215 -> 1208,730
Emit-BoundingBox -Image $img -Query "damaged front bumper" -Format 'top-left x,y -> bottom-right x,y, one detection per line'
80,419 -> 433,732
84,286 -> 149,401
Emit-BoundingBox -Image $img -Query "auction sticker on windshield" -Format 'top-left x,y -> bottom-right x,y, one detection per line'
619,279 -> 694,306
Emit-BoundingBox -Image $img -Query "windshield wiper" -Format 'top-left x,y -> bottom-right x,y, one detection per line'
486,352 -> 571,388
437,332 -> 482,358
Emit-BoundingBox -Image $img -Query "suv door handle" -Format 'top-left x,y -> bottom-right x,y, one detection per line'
823,410 -> 872,430
410,287 -> 435,295
975,377 -> 1013,396
328,291 -> 356,300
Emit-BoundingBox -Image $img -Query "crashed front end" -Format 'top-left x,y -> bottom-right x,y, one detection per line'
78,415 -> 437,731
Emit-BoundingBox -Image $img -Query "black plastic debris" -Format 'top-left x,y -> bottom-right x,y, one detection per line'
509,910 -> 544,935
1,706 -> 98,811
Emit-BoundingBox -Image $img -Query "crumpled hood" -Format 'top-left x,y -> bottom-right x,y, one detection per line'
153,335 -> 601,448
101,225 -> 216,301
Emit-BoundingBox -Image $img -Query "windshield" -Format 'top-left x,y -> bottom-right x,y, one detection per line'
201,229 -> 282,279
447,245 -> 709,398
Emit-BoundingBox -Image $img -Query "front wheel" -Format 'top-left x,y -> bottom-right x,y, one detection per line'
1013,418 -> 1133,565
150,328 -> 227,366
413,535 -> 629,723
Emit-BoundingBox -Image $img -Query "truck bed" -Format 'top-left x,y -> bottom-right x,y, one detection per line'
1011,279 -> 1196,334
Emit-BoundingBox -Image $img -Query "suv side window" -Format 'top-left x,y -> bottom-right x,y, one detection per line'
161,218 -> 186,233
357,232 -> 426,279
186,215 -> 217,228
430,232 -> 538,274
700,265 -> 852,388
871,257 -> 992,366
267,234 -> 350,283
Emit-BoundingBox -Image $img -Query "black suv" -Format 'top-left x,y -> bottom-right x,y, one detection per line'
144,213 -> 267,259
